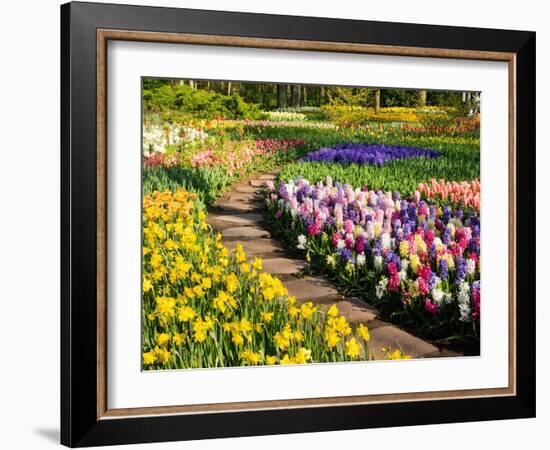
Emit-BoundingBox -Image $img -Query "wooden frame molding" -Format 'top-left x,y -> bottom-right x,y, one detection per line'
96,28 -> 517,420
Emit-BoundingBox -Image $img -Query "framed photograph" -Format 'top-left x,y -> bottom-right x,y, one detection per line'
61,1 -> 535,447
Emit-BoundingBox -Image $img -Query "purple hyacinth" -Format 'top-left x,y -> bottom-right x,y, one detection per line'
439,259 -> 449,280
443,227 -> 452,246
338,248 -> 354,263
299,143 -> 441,166
429,272 -> 438,290
468,238 -> 479,255
455,256 -> 467,284
442,206 -> 451,225
373,239 -> 383,256
384,251 -> 401,270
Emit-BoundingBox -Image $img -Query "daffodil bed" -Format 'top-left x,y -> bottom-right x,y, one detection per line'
142,190 -> 375,369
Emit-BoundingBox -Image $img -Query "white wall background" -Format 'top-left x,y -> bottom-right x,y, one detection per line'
0,0 -> 546,449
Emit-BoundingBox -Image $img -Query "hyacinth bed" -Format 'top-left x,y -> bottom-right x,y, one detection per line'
299,143 -> 441,166
265,177 -> 480,351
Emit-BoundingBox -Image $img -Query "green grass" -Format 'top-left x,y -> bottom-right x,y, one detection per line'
241,125 -> 480,196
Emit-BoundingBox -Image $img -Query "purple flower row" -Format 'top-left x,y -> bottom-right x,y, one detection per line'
299,143 -> 441,166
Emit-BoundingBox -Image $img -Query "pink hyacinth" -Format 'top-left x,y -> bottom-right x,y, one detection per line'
389,272 -> 400,291
471,286 -> 481,320
344,219 -> 355,234
308,223 -> 321,236
424,298 -> 439,315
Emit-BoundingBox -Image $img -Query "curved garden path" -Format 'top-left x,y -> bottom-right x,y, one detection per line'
207,170 -> 457,360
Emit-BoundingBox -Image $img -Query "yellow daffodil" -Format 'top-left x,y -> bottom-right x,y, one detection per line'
143,351 -> 157,365
345,338 -> 361,359
156,333 -> 170,347
357,324 -> 370,342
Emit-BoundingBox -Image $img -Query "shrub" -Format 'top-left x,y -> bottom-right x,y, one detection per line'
143,84 -> 264,120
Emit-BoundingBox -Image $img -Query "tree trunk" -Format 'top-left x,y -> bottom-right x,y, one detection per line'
227,82 -> 232,96
188,80 -> 195,89
374,89 -> 381,112
320,86 -> 325,105
417,90 -> 427,106
302,86 -> 307,105
277,84 -> 287,108
291,84 -> 301,107
465,92 -> 473,115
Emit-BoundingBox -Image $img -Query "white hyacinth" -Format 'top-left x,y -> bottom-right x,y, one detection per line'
459,303 -> 472,321
336,239 -> 346,250
376,277 -> 389,299
457,282 -> 471,322
381,232 -> 391,250
431,288 -> 445,305
284,182 -> 295,196
466,258 -> 476,275
374,255 -> 383,271
142,124 -> 208,155
356,254 -> 366,266
296,235 -> 307,250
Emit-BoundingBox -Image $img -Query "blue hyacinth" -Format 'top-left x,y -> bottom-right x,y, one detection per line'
299,143 -> 441,166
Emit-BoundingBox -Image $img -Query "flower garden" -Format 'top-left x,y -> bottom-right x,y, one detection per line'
142,80 -> 481,370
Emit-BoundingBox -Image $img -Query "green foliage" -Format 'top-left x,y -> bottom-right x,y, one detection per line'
142,166 -> 233,204
380,89 -> 419,107
326,87 -> 375,106
143,83 -> 264,121
238,124 -> 480,198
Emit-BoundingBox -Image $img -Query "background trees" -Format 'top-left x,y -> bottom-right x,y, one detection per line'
142,78 -> 476,116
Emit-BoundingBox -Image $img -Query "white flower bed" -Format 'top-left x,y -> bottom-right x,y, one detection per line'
142,124 -> 208,155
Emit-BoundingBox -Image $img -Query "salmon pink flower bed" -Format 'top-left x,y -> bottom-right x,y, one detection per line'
418,178 -> 480,211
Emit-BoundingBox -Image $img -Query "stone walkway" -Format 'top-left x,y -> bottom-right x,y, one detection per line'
207,170 -> 456,360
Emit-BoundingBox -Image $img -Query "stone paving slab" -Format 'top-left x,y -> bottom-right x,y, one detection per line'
261,257 -> 306,275
249,179 -> 267,188
209,213 -> 264,226
222,238 -> 286,258
234,185 -> 258,194
228,193 -> 262,203
368,325 -> 438,359
214,202 -> 261,213
284,277 -> 343,303
258,174 -> 277,181
222,227 -> 270,239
